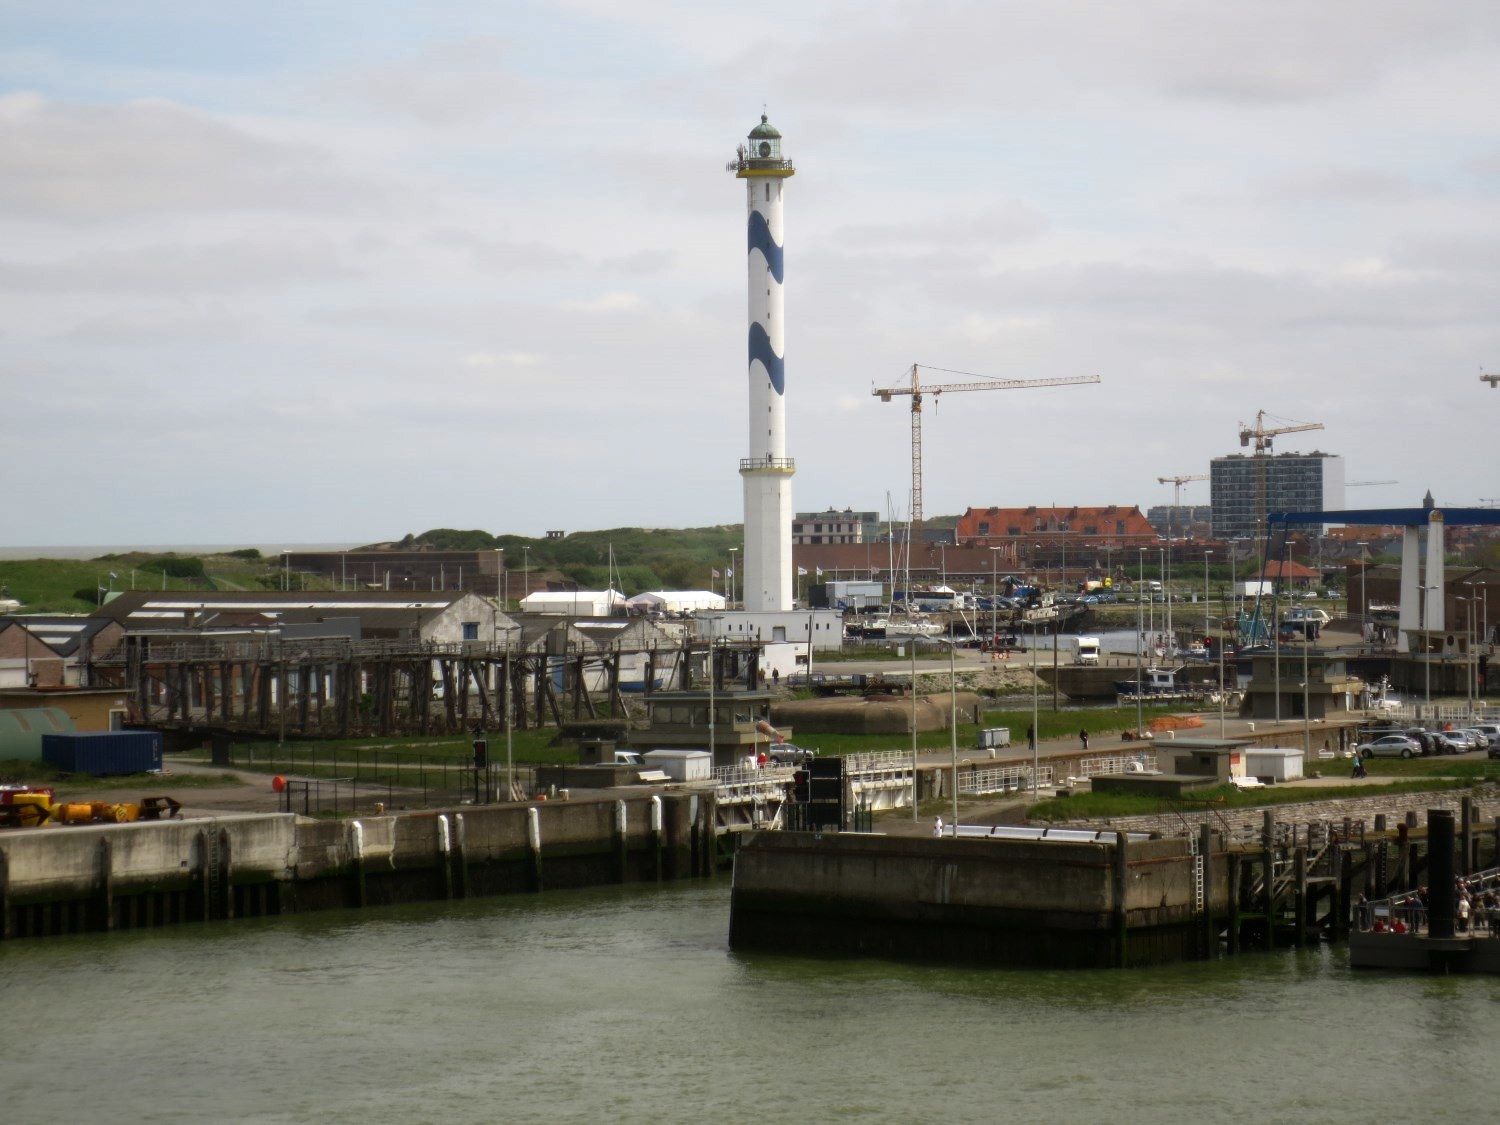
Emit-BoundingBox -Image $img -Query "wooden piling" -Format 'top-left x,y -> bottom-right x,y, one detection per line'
1336,848 -> 1353,939
454,813 -> 471,898
612,800 -> 628,883
650,796 -> 664,883
1460,796 -> 1474,874
1113,831 -> 1130,968
437,815 -> 453,900
0,847 -> 11,941
96,838 -> 114,932
1198,823 -> 1214,958
1293,847 -> 1308,947
526,807 -> 543,892
1397,821 -> 1412,890
1227,851 -> 1243,953
1262,811 -> 1276,948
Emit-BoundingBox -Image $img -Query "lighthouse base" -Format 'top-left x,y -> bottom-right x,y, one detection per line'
741,465 -> 794,612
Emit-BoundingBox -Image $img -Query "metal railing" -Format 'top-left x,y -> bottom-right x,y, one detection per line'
1382,704 -> 1500,724
177,744 -> 536,810
738,456 -> 796,473
1076,753 -> 1155,778
843,749 -> 920,773
959,764 -> 1054,795
1355,866 -> 1500,934
713,764 -> 795,786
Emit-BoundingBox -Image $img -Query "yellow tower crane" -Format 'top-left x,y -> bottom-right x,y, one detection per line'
1156,474 -> 1208,542
873,365 -> 1101,531
1237,409 -> 1325,537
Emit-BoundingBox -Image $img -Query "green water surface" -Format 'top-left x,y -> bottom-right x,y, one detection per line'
3,882 -> 1497,1122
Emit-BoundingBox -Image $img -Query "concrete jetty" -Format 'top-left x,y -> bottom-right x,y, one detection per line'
0,790 -> 716,940
730,828 -> 1226,968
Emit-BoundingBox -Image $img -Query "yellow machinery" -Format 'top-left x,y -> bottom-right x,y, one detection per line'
0,789 -> 152,828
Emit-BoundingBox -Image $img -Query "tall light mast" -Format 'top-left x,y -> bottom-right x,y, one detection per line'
730,114 -> 796,611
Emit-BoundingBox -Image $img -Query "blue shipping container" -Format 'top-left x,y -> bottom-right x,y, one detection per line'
42,731 -> 163,776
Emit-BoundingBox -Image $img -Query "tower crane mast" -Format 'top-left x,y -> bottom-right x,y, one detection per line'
873,365 -> 1101,530
1236,409 -> 1326,538
1156,474 -> 1208,542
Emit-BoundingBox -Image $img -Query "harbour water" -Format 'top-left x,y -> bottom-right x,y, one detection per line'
4,882 -> 1498,1122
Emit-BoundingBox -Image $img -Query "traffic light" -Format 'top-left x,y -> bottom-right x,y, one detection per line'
472,738 -> 488,769
792,769 -> 810,803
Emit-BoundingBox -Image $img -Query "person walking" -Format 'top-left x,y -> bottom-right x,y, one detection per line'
1026,724 -> 1036,753
1079,728 -> 1089,752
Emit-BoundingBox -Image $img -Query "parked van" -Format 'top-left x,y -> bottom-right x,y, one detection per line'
1075,636 -> 1100,666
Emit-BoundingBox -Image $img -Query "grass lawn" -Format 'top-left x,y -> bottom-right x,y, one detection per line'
1028,777 -> 1476,822
792,704 -> 1180,757
0,759 -> 245,790
171,729 -> 579,788
1357,756 -> 1500,782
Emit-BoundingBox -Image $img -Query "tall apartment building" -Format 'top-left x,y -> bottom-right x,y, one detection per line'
792,509 -> 880,545
1210,452 -> 1344,539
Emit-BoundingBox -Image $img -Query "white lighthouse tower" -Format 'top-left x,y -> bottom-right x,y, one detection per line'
732,113 -> 796,612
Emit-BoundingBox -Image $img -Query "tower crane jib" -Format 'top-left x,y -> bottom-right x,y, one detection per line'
872,365 -> 1101,528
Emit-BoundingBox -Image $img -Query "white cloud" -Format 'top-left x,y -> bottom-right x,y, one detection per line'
5,1 -> 1500,542
463,351 -> 542,368
0,92 -> 376,221
564,291 -> 643,312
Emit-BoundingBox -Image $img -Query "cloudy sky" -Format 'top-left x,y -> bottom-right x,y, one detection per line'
6,1 -> 1500,545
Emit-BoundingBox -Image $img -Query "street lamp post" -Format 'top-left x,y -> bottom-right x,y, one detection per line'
910,626 -> 919,821
705,615 -> 724,768
1357,542 -> 1370,645
1460,583 -> 1479,711
910,621 -> 919,822
1161,546 -> 1171,656
947,636 -> 958,834
1136,549 -> 1146,737
728,548 -> 739,608
1030,622 -> 1040,796
989,547 -> 1001,643
1218,582 -> 1228,738
522,545 -> 530,608
1203,550 -> 1212,636
1301,626 -> 1310,758
1420,583 -> 1438,716
505,624 -> 519,798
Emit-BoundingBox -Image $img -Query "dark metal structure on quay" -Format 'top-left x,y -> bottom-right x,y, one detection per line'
91,634 -> 763,740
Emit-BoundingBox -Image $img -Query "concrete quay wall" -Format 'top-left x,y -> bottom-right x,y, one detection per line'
729,830 -> 1226,968
1058,787 -> 1500,838
0,791 -> 716,940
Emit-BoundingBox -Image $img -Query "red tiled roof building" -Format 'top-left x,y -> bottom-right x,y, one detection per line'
955,505 -> 1160,556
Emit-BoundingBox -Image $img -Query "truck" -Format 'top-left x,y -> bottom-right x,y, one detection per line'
1238,580 -> 1274,597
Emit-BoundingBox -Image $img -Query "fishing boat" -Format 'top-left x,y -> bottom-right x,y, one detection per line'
1114,666 -> 1185,697
886,617 -> 943,639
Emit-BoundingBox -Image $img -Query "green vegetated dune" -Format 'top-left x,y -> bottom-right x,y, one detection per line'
0,550 -> 290,612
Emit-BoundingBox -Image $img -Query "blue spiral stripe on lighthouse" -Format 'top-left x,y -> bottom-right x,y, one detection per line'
748,322 -> 785,396
746,210 -> 785,283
